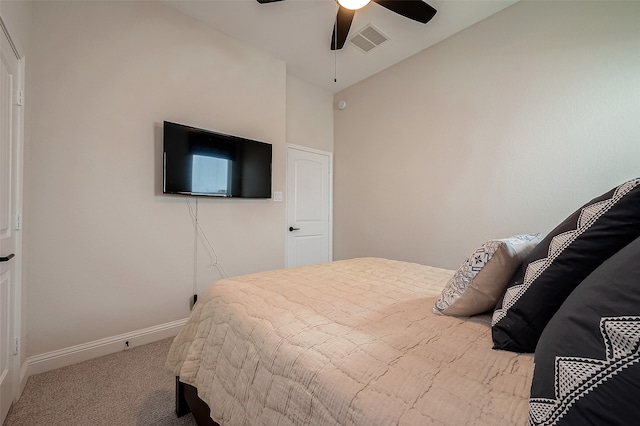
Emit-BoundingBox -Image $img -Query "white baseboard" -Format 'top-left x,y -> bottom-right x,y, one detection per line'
19,318 -> 187,393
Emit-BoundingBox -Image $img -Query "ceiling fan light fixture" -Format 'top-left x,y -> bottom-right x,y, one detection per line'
337,0 -> 371,11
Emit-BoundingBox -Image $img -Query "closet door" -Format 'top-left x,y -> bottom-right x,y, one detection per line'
0,19 -> 22,424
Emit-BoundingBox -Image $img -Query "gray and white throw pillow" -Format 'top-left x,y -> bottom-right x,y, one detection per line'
433,233 -> 541,317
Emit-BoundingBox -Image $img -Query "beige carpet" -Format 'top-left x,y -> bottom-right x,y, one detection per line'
4,337 -> 198,426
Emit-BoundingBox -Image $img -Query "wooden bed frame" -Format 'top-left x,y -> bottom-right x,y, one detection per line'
175,377 -> 218,426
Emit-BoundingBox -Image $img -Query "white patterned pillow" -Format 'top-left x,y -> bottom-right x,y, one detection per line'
433,234 -> 541,317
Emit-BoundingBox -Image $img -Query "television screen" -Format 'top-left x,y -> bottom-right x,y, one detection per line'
163,121 -> 272,198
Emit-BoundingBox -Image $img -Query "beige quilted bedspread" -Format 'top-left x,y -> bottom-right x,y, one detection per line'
166,258 -> 532,426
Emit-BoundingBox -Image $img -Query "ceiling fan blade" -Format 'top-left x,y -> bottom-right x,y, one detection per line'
331,6 -> 356,50
256,0 -> 284,4
372,0 -> 436,24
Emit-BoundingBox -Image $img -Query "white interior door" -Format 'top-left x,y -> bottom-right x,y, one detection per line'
286,146 -> 332,268
0,20 -> 21,424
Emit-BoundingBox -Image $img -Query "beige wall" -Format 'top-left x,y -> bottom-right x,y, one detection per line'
23,1 -> 293,357
286,75 -> 334,153
334,1 -> 640,270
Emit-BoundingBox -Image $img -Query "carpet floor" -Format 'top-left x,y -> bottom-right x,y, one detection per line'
4,337 -> 198,426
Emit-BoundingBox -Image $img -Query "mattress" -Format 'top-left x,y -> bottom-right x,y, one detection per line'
166,257 -> 532,425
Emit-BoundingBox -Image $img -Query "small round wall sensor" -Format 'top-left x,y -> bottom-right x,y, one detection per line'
337,100 -> 347,110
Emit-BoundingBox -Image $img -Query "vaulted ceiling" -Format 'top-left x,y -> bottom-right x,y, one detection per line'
164,0 -> 518,93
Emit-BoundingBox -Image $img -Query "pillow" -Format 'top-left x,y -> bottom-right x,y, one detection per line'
492,178 -> 640,353
529,235 -> 640,426
433,233 -> 541,317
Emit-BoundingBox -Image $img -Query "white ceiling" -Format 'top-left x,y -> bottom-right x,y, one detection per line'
164,0 -> 518,93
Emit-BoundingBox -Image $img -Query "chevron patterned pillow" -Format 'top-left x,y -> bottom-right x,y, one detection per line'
529,236 -> 640,426
492,178 -> 640,353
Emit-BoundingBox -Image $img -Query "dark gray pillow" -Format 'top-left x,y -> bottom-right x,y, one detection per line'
492,178 -> 640,353
529,235 -> 640,426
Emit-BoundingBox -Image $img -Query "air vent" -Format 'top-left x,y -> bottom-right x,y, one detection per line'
349,24 -> 388,53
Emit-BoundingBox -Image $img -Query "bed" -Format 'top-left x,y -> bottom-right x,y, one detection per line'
166,178 -> 640,426
165,257 -> 533,426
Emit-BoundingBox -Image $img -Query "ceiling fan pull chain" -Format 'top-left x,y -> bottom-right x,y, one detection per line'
334,2 -> 338,82
334,49 -> 337,83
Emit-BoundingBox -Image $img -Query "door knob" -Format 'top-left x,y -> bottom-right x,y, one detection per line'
0,253 -> 15,262
289,227 -> 300,232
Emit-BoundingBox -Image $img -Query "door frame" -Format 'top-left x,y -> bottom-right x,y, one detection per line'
285,144 -> 333,268
0,14 -> 25,406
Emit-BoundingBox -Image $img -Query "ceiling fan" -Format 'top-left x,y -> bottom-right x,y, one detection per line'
256,0 -> 437,51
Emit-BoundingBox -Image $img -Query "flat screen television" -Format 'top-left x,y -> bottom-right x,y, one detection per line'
163,121 -> 272,198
